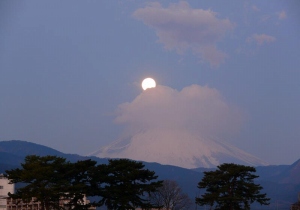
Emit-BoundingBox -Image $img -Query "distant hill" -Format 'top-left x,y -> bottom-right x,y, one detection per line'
0,140 -> 108,165
0,140 -> 299,210
0,140 -> 64,161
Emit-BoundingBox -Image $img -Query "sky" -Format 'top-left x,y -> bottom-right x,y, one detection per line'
0,0 -> 299,165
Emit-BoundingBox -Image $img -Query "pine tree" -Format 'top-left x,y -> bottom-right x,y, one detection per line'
94,159 -> 163,210
5,155 -> 71,210
196,163 -> 270,210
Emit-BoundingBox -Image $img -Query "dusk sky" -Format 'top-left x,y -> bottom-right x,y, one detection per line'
1,1 -> 299,165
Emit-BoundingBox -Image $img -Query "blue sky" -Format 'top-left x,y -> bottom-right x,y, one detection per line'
1,0 -> 299,165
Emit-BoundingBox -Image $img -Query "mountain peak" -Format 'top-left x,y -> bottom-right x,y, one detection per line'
90,129 -> 267,169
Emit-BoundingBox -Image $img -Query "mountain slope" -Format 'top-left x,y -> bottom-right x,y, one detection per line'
0,140 -> 107,165
90,129 -> 267,168
275,159 -> 300,184
0,140 -> 65,157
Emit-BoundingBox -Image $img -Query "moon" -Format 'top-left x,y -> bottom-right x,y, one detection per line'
142,78 -> 156,90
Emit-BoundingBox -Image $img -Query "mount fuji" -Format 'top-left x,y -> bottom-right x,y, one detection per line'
90,129 -> 267,169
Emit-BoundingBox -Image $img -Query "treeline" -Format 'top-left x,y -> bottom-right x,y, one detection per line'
5,155 -> 162,210
5,155 -> 270,210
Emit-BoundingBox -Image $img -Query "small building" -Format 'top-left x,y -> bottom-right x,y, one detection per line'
6,196 -> 96,210
0,174 -> 14,210
1,174 -> 95,210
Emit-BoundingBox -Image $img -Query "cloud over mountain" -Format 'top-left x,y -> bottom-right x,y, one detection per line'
115,85 -> 242,140
90,85 -> 268,169
133,2 -> 234,67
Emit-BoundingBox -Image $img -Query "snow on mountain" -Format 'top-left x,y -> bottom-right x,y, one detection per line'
90,129 -> 267,169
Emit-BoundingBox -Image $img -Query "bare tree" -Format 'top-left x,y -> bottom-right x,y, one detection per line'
149,180 -> 192,210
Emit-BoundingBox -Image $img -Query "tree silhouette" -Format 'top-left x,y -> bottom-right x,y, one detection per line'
5,155 -> 72,210
6,156 -> 100,210
94,159 -> 162,210
6,156 -> 162,210
196,163 -> 270,210
64,159 -> 98,210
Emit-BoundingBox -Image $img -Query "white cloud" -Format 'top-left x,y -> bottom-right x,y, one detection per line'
251,5 -> 260,12
277,10 -> 287,20
133,1 -> 234,67
115,85 -> 243,140
247,34 -> 276,46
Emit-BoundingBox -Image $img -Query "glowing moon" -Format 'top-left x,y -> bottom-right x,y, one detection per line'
142,78 -> 156,90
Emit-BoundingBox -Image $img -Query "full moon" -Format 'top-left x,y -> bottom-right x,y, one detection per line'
141,78 -> 156,90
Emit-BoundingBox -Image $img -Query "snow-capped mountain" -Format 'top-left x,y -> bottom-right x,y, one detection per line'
90,129 -> 267,169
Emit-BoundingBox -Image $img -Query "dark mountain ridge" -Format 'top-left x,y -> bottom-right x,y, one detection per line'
0,140 -> 108,165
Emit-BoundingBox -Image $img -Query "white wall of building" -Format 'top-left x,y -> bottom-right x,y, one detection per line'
0,174 -> 14,210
